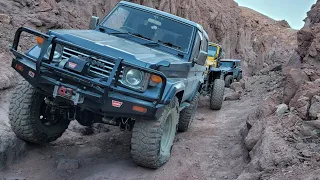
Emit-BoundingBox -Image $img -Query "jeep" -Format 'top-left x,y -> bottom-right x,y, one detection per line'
219,59 -> 242,87
9,1 -> 209,168
202,42 -> 225,110
206,42 -> 224,68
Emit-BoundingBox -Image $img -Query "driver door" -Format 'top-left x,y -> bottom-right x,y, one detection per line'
184,31 -> 207,101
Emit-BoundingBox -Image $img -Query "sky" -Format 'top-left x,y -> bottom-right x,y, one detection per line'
234,0 -> 317,29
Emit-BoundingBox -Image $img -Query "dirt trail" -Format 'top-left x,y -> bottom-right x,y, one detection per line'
0,91 -> 255,180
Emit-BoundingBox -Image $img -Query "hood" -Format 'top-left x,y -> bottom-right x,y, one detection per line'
220,66 -> 232,72
50,30 -> 184,66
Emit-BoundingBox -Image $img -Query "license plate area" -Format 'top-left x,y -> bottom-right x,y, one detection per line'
53,86 -> 84,105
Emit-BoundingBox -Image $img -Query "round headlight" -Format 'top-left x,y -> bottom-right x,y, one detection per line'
125,69 -> 143,86
46,44 -> 63,60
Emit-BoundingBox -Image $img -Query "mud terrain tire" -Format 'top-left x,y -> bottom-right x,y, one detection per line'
210,79 -> 225,110
9,80 -> 70,144
178,92 -> 200,132
131,97 -> 179,169
225,75 -> 233,88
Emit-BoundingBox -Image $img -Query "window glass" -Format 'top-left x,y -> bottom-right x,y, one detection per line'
208,46 -> 217,57
191,31 -> 201,60
102,6 -> 194,53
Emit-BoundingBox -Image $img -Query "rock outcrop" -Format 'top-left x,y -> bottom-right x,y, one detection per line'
288,0 -> 320,121
242,1 -> 320,179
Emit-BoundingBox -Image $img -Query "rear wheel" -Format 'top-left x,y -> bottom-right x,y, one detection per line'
225,75 -> 233,88
237,72 -> 243,81
131,98 -> 179,168
210,79 -> 225,110
9,80 -> 70,144
178,92 -> 200,132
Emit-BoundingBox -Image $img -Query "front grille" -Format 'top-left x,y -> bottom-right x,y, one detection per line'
62,47 -> 122,79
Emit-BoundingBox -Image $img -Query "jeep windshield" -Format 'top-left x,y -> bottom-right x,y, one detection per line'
220,61 -> 234,67
208,46 -> 217,57
101,5 -> 194,54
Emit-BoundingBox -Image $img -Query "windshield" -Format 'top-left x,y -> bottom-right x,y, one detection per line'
220,61 -> 234,67
208,46 -> 217,57
101,5 -> 194,53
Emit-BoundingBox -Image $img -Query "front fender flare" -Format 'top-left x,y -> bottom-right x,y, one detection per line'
162,81 -> 185,104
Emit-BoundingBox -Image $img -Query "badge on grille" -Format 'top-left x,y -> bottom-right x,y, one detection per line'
68,62 -> 77,69
28,71 -> 35,78
112,100 -> 123,108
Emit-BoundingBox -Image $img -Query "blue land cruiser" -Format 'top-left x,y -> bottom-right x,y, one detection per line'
9,1 -> 209,168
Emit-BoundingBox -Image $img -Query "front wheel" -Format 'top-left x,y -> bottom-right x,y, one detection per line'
210,79 -> 225,110
131,97 -> 179,168
9,80 -> 70,144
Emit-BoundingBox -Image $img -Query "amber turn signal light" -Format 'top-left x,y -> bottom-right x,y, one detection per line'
132,106 -> 147,113
15,64 -> 24,72
151,75 -> 162,84
36,36 -> 44,45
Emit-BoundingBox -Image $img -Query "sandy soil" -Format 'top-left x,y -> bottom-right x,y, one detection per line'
0,91 -> 256,180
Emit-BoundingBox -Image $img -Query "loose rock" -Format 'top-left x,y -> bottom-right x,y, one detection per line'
225,92 -> 241,101
300,149 -> 312,158
276,104 -> 288,115
230,82 -> 243,94
0,14 -> 11,24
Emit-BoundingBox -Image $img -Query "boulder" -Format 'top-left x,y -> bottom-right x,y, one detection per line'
295,96 -> 310,119
283,68 -> 309,104
225,92 -> 241,101
309,95 -> 320,120
289,80 -> 320,119
239,79 -> 246,89
230,82 -> 244,94
276,104 -> 288,115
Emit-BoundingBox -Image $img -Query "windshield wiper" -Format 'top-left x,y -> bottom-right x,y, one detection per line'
158,40 -> 182,50
108,31 -> 132,36
143,41 -> 161,47
131,33 -> 152,40
108,31 -> 152,41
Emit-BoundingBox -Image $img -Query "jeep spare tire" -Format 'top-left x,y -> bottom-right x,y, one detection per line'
9,80 -> 70,144
225,75 -> 233,88
131,97 -> 179,168
210,79 -> 225,110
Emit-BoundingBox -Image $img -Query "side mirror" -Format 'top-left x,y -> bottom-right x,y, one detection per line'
89,16 -> 99,30
195,50 -> 207,65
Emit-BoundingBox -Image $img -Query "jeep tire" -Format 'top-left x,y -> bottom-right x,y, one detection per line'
178,92 -> 200,132
131,97 -> 179,168
210,79 -> 225,110
9,80 -> 70,144
225,75 -> 233,88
